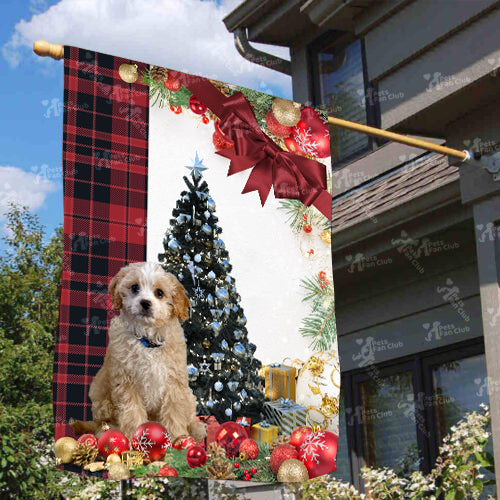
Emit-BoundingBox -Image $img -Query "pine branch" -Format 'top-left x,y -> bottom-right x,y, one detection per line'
278,199 -> 330,232
299,305 -> 336,351
140,68 -> 192,109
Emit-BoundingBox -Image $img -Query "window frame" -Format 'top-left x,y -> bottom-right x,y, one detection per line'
308,31 -> 383,167
338,337 -> 486,491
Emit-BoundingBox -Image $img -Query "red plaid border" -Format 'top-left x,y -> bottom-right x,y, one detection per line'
54,47 -> 148,441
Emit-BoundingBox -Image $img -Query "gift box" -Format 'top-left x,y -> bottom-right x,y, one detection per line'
263,364 -> 296,400
236,417 -> 252,437
197,415 -> 220,446
250,420 -> 278,444
263,398 -> 307,435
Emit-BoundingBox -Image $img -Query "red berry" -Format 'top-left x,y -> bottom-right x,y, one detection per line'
320,283 -> 326,289
170,105 -> 182,114
243,470 -> 249,475
202,115 -> 209,124
303,224 -> 312,233
251,468 -> 257,474
244,476 -> 250,481
318,271 -> 327,281
234,462 -> 239,468
302,214 -> 308,220
325,279 -> 330,285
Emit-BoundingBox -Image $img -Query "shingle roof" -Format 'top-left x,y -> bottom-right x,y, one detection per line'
331,154 -> 459,233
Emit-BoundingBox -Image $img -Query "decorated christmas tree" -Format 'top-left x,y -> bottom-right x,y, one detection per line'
158,153 -> 265,423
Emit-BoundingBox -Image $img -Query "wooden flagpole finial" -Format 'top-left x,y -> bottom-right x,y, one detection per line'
33,40 -> 64,60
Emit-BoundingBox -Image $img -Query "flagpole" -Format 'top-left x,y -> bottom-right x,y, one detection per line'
31,39 -> 472,163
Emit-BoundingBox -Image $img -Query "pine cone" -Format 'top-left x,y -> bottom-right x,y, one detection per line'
270,435 -> 290,452
72,444 -> 99,467
206,459 -> 236,480
209,79 -> 232,97
207,442 -> 226,460
150,66 -> 168,83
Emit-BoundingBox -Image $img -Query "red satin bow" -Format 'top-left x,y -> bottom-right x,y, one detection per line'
169,72 -> 332,220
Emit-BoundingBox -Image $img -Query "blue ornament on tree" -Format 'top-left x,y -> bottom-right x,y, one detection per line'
168,239 -> 180,252
202,224 -> 212,235
194,254 -> 202,263
214,381 -> 223,392
225,408 -> 233,417
208,271 -> 216,279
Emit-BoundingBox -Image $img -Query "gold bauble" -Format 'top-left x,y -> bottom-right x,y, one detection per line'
106,453 -> 122,465
119,63 -> 138,83
307,356 -> 325,377
320,229 -> 331,245
320,394 -> 339,418
277,459 -> 309,482
272,98 -> 301,127
55,437 -> 78,464
108,462 -> 131,480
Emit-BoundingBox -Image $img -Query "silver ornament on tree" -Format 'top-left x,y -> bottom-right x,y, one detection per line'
214,380 -> 223,392
216,288 -> 229,302
194,254 -> 202,263
188,364 -> 199,381
225,408 -> 233,417
211,321 -> 221,336
202,224 -> 212,235
233,330 -> 243,340
211,353 -> 224,370
221,339 -> 229,350
208,271 -> 216,279
227,381 -> 238,392
207,198 -> 216,211
233,343 -> 245,356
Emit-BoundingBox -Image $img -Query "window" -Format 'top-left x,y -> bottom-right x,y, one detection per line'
310,34 -> 380,164
334,340 -> 489,490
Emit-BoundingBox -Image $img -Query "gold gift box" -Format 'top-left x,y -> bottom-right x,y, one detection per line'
263,364 -> 296,400
250,421 -> 279,444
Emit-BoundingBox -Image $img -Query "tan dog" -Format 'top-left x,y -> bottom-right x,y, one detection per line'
72,262 -> 206,442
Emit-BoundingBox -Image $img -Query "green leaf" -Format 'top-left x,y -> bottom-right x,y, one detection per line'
444,488 -> 456,500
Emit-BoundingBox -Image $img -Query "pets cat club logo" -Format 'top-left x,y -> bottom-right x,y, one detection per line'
436,279 -> 470,322
474,377 -> 500,397
345,252 -> 392,273
423,321 -> 470,342
392,230 -> 460,274
352,336 -> 403,367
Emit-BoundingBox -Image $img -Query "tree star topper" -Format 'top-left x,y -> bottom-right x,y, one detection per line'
186,152 -> 208,180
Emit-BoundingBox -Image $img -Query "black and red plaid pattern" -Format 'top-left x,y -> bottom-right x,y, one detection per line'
54,47 -> 149,441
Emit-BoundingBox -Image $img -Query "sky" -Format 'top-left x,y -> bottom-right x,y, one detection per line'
0,0 -> 291,244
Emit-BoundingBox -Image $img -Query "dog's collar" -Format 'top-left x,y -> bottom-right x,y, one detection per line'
139,336 -> 164,348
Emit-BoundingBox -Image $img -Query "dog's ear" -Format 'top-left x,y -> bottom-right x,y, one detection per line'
109,266 -> 128,310
172,280 -> 190,322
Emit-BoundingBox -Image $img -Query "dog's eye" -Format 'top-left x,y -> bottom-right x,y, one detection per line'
131,284 -> 140,294
155,289 -> 164,298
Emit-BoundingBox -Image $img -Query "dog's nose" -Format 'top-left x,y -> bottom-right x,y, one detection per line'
140,300 -> 152,310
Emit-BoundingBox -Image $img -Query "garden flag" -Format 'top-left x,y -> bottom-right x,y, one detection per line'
54,46 -> 339,481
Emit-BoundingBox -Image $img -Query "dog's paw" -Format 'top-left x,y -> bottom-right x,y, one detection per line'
188,420 -> 207,441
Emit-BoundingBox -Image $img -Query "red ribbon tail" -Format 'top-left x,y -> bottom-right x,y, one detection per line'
312,189 -> 333,221
242,163 -> 273,206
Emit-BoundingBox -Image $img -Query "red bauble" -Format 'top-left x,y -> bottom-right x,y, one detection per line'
289,426 -> 313,451
189,95 -> 207,115
97,430 -> 129,459
213,121 -> 234,151
265,109 -> 292,138
215,422 -> 247,458
186,445 -> 207,468
77,433 -> 98,448
270,444 -> 299,474
239,438 -> 259,460
284,136 -> 304,156
158,465 -> 178,477
132,421 -> 172,461
299,430 -> 338,478
202,115 -> 209,124
291,107 -> 330,158
164,73 -> 181,91
172,435 -> 201,451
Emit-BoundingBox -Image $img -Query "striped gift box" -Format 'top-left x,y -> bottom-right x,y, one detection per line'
263,398 -> 307,435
